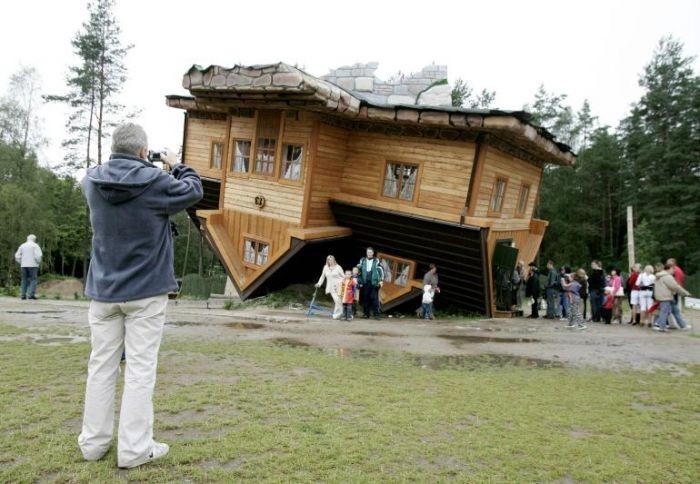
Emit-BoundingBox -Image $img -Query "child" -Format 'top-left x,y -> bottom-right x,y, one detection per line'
351,267 -> 360,317
338,270 -> 357,321
562,274 -> 586,330
422,284 -> 435,320
602,287 -> 614,324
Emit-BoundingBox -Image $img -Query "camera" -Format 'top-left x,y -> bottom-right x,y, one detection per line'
147,151 -> 162,162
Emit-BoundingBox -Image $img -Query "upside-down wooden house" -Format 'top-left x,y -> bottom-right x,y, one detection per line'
166,62 -> 575,316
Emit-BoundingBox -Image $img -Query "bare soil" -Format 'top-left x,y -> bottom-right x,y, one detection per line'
1,296 -> 699,373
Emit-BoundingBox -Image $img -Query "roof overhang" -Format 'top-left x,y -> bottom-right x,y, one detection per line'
166,62 -> 576,166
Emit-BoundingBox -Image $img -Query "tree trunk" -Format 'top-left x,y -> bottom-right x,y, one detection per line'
97,60 -> 105,165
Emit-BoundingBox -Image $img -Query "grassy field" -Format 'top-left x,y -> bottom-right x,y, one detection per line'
0,322 -> 698,483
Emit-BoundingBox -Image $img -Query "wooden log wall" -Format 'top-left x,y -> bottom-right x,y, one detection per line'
332,131 -> 476,224
222,111 -> 315,224
305,123 -> 349,227
184,117 -> 228,179
472,146 -> 543,229
220,208 -> 294,284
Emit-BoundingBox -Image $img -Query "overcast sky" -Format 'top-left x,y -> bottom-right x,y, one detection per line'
1,0 -> 699,168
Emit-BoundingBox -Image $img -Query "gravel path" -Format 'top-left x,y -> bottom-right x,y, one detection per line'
1,296 -> 698,373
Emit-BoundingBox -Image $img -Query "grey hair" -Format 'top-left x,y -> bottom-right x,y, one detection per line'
27,234 -> 36,242
111,123 -> 148,156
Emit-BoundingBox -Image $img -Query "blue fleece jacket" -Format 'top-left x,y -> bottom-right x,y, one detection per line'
81,154 -> 203,302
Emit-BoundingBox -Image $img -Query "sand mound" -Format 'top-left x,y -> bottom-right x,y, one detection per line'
37,278 -> 84,299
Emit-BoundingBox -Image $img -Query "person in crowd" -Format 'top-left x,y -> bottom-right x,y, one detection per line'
637,265 -> 656,327
545,260 -> 558,319
422,284 -> 435,320
588,261 -> 605,322
511,261 -> 524,311
653,262 -> 691,332
610,268 -> 624,324
315,255 -> 344,320
338,270 -> 357,321
351,267 -> 360,316
14,234 -> 43,300
356,247 -> 384,319
627,263 -> 642,325
525,262 -> 541,319
558,266 -> 570,321
666,258 -> 687,314
563,272 -> 586,330
577,268 -> 589,321
601,287 -> 614,324
422,264 -> 440,320
78,123 -> 202,469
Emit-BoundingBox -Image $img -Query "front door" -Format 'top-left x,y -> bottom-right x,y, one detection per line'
492,240 -> 518,311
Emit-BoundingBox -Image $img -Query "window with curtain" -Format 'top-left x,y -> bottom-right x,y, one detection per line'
254,110 -> 281,175
490,177 -> 507,213
210,141 -> 223,169
281,144 -> 303,180
516,184 -> 530,216
231,140 -> 251,173
243,238 -> 269,266
383,162 -> 419,201
378,255 -> 412,287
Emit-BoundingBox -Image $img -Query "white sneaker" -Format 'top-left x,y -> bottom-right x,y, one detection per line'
119,442 -> 169,469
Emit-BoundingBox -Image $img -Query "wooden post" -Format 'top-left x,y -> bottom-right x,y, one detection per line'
627,206 -> 635,269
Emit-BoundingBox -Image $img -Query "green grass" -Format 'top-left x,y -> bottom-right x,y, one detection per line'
0,325 -> 698,482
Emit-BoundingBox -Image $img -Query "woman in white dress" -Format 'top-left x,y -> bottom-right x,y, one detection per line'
315,255 -> 344,319
637,265 -> 656,327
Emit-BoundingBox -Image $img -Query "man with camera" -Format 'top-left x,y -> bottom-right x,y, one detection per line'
78,123 -> 202,469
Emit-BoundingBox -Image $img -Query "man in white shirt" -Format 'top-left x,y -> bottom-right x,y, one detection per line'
15,234 -> 43,300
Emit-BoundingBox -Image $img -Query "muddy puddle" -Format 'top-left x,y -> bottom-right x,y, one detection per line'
226,322 -> 265,330
165,321 -> 265,330
5,310 -> 66,314
438,334 -> 539,344
413,354 -> 562,370
351,331 -> 403,337
268,337 -> 559,369
271,337 -> 311,348
0,334 -> 88,345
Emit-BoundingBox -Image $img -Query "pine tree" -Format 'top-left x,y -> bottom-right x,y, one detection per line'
47,0 -> 131,170
621,37 -> 700,271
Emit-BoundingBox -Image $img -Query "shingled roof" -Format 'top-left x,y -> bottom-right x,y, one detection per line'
166,62 -> 576,166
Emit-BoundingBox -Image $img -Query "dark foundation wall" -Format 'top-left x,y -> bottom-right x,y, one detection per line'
330,201 -> 489,315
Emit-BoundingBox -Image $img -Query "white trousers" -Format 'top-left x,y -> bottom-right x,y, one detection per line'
78,294 -> 168,468
330,290 -> 343,319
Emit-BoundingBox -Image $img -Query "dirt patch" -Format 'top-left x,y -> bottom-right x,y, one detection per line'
200,457 -> 246,470
630,402 -> 676,412
36,278 -> 84,299
569,428 -> 595,439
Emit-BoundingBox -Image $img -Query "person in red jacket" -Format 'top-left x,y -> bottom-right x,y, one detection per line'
628,263 -> 641,325
601,288 -> 614,324
338,270 -> 358,321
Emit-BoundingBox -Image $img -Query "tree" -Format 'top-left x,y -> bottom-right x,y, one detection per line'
524,85 -> 578,147
451,78 -> 497,109
621,37 -> 700,271
0,66 -> 45,159
46,0 -> 132,278
47,0 -> 131,171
